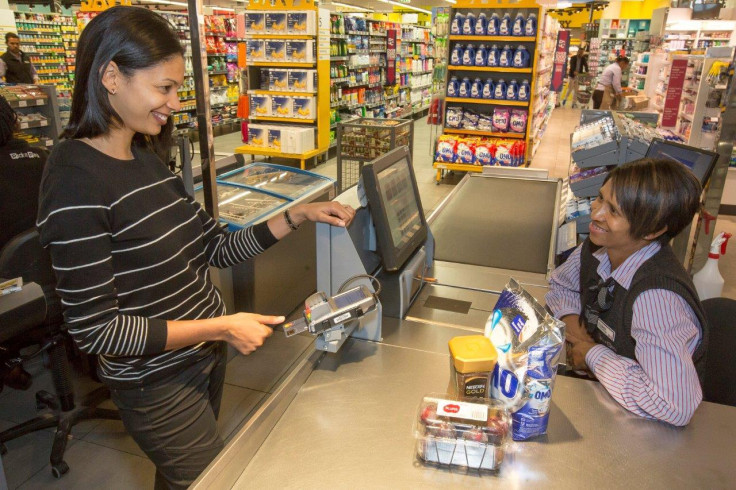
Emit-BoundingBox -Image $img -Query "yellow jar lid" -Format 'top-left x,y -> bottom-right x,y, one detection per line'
448,335 -> 497,373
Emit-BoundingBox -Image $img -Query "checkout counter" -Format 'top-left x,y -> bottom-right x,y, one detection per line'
194,148 -> 736,488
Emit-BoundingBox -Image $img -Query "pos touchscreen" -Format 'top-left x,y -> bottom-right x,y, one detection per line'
645,138 -> 719,186
361,146 -> 428,272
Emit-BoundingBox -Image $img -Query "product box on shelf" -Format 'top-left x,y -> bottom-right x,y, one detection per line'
287,12 -> 316,35
292,96 -> 315,119
246,40 -> 265,61
271,96 -> 293,117
245,12 -> 265,33
250,95 -> 272,117
269,69 -> 289,90
247,124 -> 268,147
282,127 -> 315,153
286,40 -> 314,62
266,13 -> 287,33
288,69 -> 316,92
266,40 -> 287,61
267,127 -> 282,150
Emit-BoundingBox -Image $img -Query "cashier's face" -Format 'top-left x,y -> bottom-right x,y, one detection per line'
105,55 -> 184,136
588,181 -> 639,252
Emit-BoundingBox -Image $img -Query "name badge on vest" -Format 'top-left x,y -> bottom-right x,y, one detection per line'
596,318 -> 615,342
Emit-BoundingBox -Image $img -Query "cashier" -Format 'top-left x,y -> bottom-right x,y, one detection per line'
546,158 -> 709,426
593,55 -> 629,110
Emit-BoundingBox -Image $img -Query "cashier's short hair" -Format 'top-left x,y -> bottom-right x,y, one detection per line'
616,56 -> 630,65
603,158 -> 701,243
5,33 -> 18,43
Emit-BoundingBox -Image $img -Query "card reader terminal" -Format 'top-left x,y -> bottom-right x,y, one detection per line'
282,285 -> 378,338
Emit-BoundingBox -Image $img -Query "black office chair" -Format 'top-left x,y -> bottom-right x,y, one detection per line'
702,297 -> 736,407
0,228 -> 120,479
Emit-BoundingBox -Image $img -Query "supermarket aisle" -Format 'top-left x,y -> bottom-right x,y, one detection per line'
528,107 -> 581,179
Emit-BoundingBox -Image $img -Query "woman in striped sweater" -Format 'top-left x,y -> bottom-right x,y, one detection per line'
37,7 -> 353,489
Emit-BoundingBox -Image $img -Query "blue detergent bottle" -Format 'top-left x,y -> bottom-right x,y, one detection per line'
447,76 -> 459,97
499,45 -> 513,67
524,13 -> 537,36
463,12 -> 476,35
506,79 -> 519,100
499,13 -> 512,36
513,45 -> 530,68
476,13 -> 488,36
482,78 -> 495,99
471,78 -> 483,98
494,78 -> 507,100
451,44 -> 463,65
475,44 -> 488,66
487,13 -> 500,36
518,79 -> 530,101
462,44 -> 476,66
451,12 -> 464,35
459,77 -> 471,98
487,44 -> 500,67
512,13 -> 526,36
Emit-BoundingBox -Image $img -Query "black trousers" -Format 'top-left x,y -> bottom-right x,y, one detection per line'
109,342 -> 228,490
592,89 -> 604,109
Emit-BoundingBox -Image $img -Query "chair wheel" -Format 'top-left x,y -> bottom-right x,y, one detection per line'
0,443 -> 7,455
51,461 -> 69,478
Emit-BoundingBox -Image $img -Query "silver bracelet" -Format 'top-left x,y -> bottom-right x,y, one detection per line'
284,209 -> 299,231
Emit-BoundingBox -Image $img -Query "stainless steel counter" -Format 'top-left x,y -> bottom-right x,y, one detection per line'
196,316 -> 736,489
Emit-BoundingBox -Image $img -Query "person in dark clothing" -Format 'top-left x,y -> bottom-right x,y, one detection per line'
560,47 -> 588,108
0,95 -> 47,250
546,158 -> 708,426
0,33 -> 39,84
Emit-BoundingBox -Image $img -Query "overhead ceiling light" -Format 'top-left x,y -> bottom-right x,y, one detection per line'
205,5 -> 235,11
141,0 -> 188,6
445,0 -> 457,4
556,2 -> 572,7
332,1 -> 374,12
378,0 -> 431,15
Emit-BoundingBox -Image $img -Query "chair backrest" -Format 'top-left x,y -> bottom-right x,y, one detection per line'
702,297 -> 736,407
0,228 -> 62,327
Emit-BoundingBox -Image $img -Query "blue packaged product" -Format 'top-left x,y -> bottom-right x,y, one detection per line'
506,79 -> 518,100
450,12 -> 465,35
475,44 -> 488,66
447,76 -> 460,97
470,78 -> 483,98
512,13 -> 526,36
459,77 -> 471,98
487,44 -> 500,67
445,106 -> 464,128
462,12 -> 476,35
482,78 -> 495,99
518,79 -> 531,101
462,44 -> 476,66
499,13 -> 512,36
487,13 -> 500,36
494,78 -> 507,100
499,45 -> 513,67
524,13 -> 537,36
475,13 -> 488,36
513,45 -> 530,68
451,44 -> 464,65
485,279 -> 564,441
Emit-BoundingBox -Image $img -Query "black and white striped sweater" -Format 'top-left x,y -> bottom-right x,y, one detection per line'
37,140 -> 277,387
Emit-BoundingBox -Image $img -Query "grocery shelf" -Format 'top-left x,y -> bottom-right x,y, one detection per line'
249,90 -> 317,96
249,116 -> 315,124
234,146 -> 324,170
18,119 -> 49,129
445,97 -> 529,107
249,62 -> 316,67
433,161 -> 483,173
448,35 -> 536,42
443,128 -> 525,139
8,98 -> 47,108
447,66 -> 533,73
244,34 -> 314,40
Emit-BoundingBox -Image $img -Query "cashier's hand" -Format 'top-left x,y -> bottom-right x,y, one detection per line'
221,313 -> 280,355
291,201 -> 356,228
562,314 -> 594,345
569,341 -> 596,371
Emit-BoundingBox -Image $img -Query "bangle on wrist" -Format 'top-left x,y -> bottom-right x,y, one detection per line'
284,209 -> 299,231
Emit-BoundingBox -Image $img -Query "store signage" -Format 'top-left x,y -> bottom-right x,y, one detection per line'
662,58 -> 688,128
80,0 -> 131,12
550,30 -> 571,93
387,29 -> 397,86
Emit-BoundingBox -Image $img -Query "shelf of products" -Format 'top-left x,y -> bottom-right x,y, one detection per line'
434,1 -> 541,180
591,18 -> 650,87
530,13 -> 559,159
663,20 -> 736,54
1,83 -> 63,148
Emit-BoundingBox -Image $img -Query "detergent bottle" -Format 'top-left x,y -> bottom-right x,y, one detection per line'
693,232 -> 732,300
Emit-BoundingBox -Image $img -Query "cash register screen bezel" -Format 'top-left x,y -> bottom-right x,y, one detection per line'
361,146 -> 428,272
645,138 -> 719,187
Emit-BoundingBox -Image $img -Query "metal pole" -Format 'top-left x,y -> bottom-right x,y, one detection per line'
187,0 -> 218,219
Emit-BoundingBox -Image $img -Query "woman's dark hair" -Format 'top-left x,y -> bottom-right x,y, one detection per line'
0,95 -> 18,147
603,158 -> 702,243
64,6 -> 184,161
616,55 -> 630,64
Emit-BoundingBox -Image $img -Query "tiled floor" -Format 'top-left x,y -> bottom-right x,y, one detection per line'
2,109 -> 735,488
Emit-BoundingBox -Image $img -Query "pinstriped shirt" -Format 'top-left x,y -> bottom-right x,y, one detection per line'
546,241 -> 703,426
37,140 -> 277,387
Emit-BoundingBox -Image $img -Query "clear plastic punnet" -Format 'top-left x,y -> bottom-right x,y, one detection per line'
413,394 -> 511,472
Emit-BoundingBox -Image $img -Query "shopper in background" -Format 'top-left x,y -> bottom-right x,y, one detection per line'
592,55 -> 629,110
0,94 -> 47,250
36,7 -> 354,489
0,33 -> 39,84
546,158 -> 708,427
560,45 -> 588,108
